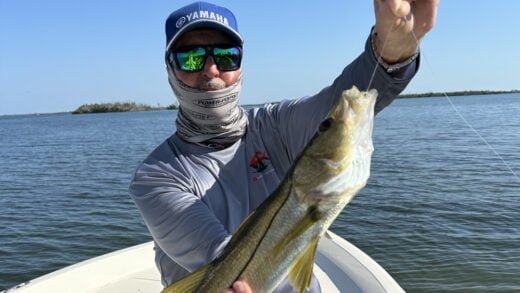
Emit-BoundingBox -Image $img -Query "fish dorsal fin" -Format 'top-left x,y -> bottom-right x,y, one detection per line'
161,264 -> 209,293
288,237 -> 319,293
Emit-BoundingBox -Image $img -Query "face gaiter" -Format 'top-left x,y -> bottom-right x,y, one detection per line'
167,65 -> 247,148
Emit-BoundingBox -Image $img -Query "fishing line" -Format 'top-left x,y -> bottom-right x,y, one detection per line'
407,29 -> 520,183
367,26 -> 396,91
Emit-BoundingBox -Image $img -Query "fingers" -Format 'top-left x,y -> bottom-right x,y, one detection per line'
388,0 -> 412,18
376,0 -> 413,18
232,281 -> 253,293
375,0 -> 439,35
372,0 -> 438,61
223,280 -> 253,293
417,0 -> 439,33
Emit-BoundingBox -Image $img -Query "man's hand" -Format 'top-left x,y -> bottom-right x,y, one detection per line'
373,0 -> 439,63
224,280 -> 253,293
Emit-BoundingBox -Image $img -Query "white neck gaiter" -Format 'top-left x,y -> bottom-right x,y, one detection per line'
167,66 -> 248,148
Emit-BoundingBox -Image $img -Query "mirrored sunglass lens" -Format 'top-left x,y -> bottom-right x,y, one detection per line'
176,47 -> 206,71
213,47 -> 241,70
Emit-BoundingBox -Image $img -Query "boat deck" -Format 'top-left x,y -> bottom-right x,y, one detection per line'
5,232 -> 404,293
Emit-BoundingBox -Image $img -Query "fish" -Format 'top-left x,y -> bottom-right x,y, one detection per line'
163,86 -> 378,293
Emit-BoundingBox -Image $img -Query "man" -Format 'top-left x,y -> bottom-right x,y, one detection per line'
130,1 -> 438,292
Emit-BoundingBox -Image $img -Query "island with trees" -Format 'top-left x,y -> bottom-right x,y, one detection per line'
72,102 -> 177,114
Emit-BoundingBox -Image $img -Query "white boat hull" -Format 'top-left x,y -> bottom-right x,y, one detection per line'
4,231 -> 404,293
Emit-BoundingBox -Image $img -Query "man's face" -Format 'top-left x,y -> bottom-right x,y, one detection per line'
171,29 -> 242,91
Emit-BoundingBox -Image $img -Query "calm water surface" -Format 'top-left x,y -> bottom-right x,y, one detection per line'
1,94 -> 519,292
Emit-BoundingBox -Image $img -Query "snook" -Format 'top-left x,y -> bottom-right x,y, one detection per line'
163,86 -> 378,293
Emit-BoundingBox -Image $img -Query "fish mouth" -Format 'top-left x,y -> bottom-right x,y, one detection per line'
330,96 -> 350,124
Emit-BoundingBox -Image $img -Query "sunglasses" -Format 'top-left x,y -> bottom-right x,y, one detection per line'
168,45 -> 242,73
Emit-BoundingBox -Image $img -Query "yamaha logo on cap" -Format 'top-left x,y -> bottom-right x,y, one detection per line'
178,10 -> 230,27
176,17 -> 187,29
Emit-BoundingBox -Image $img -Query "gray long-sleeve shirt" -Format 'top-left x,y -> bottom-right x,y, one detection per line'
129,35 -> 417,290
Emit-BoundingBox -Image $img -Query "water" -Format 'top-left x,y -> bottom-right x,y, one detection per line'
1,94 -> 519,292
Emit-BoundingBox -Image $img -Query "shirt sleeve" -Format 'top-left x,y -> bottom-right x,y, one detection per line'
265,29 -> 419,165
129,143 -> 231,272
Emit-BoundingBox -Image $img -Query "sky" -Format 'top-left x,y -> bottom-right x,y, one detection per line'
0,0 -> 519,115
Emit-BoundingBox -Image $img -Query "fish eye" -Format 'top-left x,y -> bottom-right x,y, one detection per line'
319,118 -> 334,132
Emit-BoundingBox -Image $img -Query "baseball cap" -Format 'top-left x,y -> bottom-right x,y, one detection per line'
165,1 -> 243,51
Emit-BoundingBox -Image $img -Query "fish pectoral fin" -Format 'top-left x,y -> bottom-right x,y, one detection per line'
161,264 -> 209,293
274,205 -> 321,256
288,237 -> 319,293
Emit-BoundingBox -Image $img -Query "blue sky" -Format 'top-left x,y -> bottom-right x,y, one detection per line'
1,0 -> 519,115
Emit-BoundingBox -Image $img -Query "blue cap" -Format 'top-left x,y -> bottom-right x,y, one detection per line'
165,1 -> 243,51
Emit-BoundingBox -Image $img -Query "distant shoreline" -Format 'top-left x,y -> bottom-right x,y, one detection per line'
2,90 -> 519,117
397,89 -> 520,99
71,90 -> 520,114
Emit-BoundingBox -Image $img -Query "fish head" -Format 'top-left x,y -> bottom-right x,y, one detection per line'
292,86 -> 377,203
